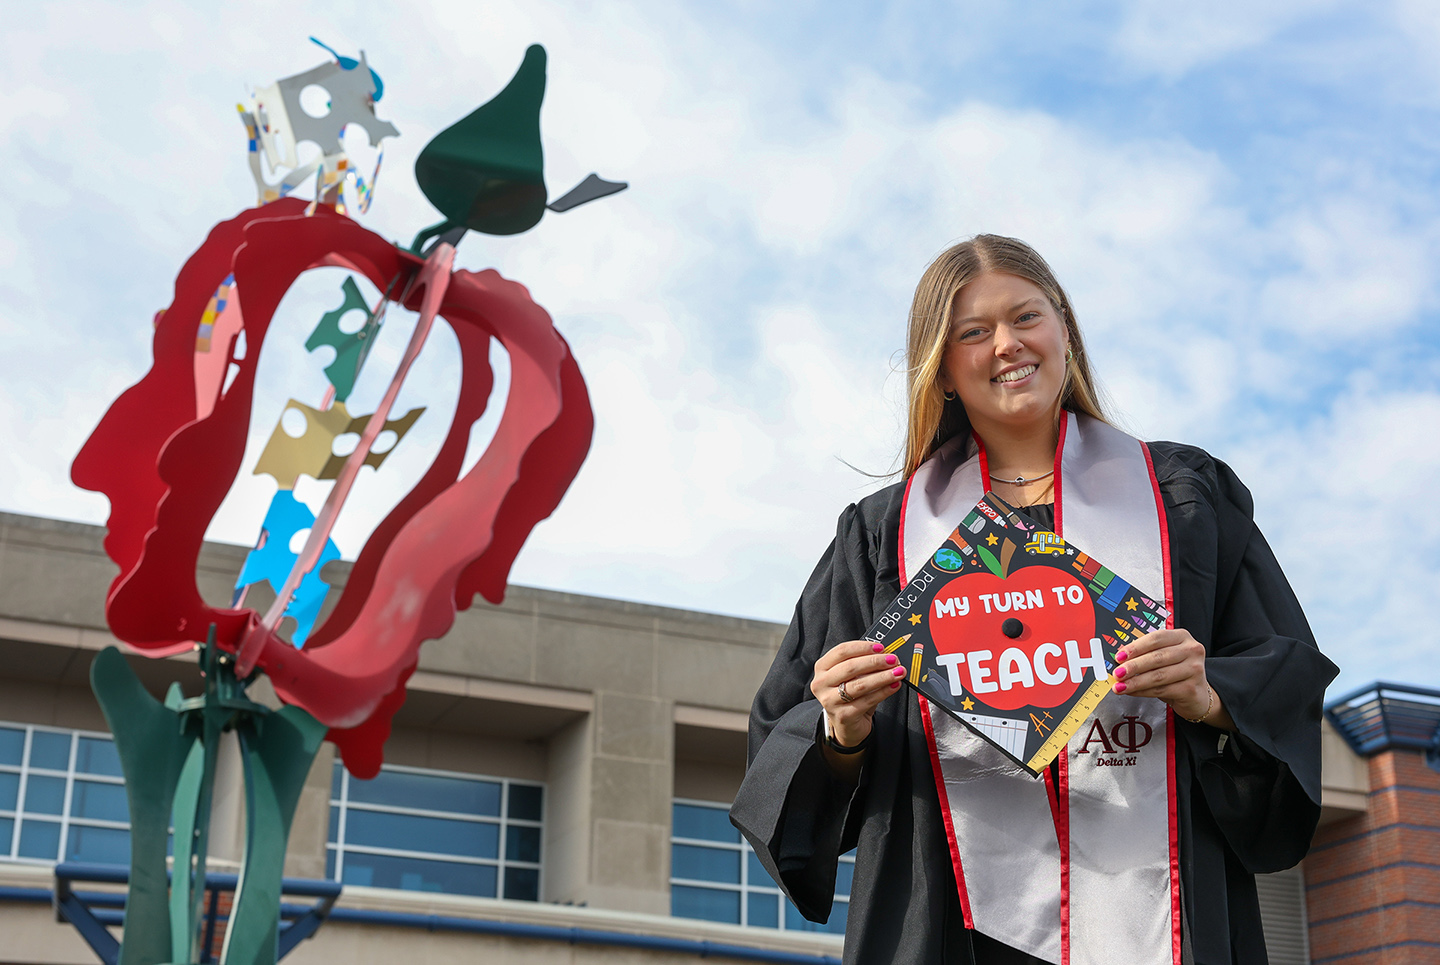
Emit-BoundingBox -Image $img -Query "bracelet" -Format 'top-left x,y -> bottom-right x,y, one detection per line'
824,730 -> 872,755
1182,686 -> 1215,725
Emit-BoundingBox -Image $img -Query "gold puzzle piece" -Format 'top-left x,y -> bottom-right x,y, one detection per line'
253,400 -> 356,489
318,406 -> 425,479
253,399 -> 425,489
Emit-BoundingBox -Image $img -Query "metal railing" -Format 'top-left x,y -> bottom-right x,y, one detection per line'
1324,681 -> 1440,765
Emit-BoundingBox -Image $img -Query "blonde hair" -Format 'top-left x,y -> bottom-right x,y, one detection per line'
903,234 -> 1109,478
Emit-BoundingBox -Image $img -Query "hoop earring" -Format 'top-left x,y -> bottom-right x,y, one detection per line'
943,389 -> 957,402
1065,346 -> 1075,364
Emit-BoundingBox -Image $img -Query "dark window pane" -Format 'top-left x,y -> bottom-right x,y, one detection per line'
504,866 -> 539,901
71,781 -> 128,823
328,807 -> 339,844
331,763 -> 343,801
67,825 -> 130,865
835,857 -> 855,897
340,852 -> 497,897
345,809 -> 497,859
672,843 -> 739,884
746,850 -> 777,888
0,772 -> 18,812
347,770 -> 500,816
19,819 -> 61,859
507,783 -> 543,822
325,849 -> 335,879
0,817 -> 12,853
0,728 -> 25,766
786,898 -> 847,935
672,803 -> 738,844
75,738 -> 123,777
672,884 -> 740,924
506,825 -> 541,864
29,732 -> 71,771
748,891 -> 779,928
24,775 -> 66,815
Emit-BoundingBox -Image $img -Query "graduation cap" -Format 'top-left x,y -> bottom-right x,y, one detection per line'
411,45 -> 628,252
864,493 -> 1171,775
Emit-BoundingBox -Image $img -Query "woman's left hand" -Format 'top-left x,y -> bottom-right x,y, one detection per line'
1114,628 -> 1233,729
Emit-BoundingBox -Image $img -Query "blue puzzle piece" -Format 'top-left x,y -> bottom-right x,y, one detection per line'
233,490 -> 341,647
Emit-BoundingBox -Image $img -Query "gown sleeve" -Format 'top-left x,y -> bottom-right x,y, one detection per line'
1162,446 -> 1340,875
729,501 -> 881,923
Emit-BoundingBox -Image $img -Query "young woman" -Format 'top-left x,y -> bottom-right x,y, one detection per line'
731,235 -> 1337,965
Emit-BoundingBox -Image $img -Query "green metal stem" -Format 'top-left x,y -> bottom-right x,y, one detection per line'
408,218 -> 457,254
90,630 -> 326,965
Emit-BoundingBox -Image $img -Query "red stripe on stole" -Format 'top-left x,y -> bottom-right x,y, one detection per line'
1057,749 -> 1073,965
1052,413 -> 1071,965
898,465 -> 912,586
974,432 -> 990,494
920,696 -> 975,927
1141,440 -> 1183,964
1051,411 -> 1069,535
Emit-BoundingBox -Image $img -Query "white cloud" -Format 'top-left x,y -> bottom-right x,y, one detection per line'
1112,0 -> 1349,79
1237,385 -> 1440,691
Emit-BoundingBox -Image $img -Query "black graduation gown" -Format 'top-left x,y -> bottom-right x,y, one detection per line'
730,442 -> 1339,965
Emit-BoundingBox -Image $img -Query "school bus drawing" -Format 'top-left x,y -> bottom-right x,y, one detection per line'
1025,531 -> 1067,556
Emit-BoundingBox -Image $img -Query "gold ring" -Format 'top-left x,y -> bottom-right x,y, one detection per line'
838,681 -> 854,703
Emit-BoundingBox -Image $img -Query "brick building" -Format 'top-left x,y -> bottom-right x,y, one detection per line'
1307,686 -> 1440,963
0,510 -> 1427,963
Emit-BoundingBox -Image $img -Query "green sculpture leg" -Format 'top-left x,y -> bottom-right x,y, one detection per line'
90,648 -> 198,965
167,739 -> 208,963
221,706 -> 327,965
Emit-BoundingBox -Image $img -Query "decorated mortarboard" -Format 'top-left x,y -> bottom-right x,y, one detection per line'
862,493 -> 1169,776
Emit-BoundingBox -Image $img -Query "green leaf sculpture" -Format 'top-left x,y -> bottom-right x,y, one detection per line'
415,44 -> 549,237
410,43 -> 626,252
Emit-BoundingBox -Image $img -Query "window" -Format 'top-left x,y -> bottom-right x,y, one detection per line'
327,762 -> 543,901
0,722 -> 130,866
670,799 -> 853,934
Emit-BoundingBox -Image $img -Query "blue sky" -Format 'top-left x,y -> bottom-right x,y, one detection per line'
3,1 -> 1439,695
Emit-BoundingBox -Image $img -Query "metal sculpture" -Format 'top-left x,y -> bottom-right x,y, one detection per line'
68,41 -> 619,965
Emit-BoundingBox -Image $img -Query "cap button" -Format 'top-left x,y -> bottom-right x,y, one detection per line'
1001,618 -> 1023,639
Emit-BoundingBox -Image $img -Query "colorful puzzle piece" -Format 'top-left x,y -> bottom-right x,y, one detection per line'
253,399 -> 425,489
194,276 -> 245,420
233,490 -> 340,647
318,406 -> 424,478
253,400 -> 356,489
349,145 -> 383,214
239,45 -> 395,210
305,277 -> 380,402
256,52 -> 397,168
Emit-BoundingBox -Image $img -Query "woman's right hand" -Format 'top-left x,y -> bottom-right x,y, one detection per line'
810,640 -> 908,749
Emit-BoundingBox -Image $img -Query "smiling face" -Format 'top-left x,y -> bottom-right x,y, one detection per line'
939,271 -> 1070,440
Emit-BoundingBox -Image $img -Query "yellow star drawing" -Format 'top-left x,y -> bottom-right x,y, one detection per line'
960,696 -> 975,711
1125,599 -> 1139,611
985,533 -> 999,546
908,613 -> 923,625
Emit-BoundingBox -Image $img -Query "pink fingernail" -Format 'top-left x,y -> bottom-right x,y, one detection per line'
892,667 -> 906,677
885,654 -> 898,665
1115,666 -> 1127,680
890,681 -> 902,689
1115,682 -> 1127,693
872,643 -> 885,652
1116,650 -> 1128,662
